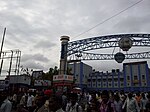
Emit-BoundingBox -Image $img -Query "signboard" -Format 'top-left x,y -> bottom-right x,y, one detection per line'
53,75 -> 73,81
34,80 -> 51,86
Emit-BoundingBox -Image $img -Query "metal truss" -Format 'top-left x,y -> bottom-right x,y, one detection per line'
0,49 -> 21,75
68,51 -> 150,61
67,34 -> 150,61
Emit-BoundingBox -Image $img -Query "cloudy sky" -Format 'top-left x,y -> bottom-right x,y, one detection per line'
0,0 -> 150,74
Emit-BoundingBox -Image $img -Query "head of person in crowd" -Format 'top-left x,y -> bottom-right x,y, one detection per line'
69,93 -> 78,106
141,92 -> 146,99
49,95 -> 63,112
120,90 -> 124,95
35,91 -> 45,108
0,90 -> 8,102
101,90 -> 109,103
114,94 -> 120,102
128,92 -> 133,99
147,94 -> 150,101
136,91 -> 141,97
28,90 -> 33,96
43,89 -> 53,100
90,91 -> 97,100
44,89 -> 53,97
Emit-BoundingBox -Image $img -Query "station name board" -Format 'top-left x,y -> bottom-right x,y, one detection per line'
53,75 -> 73,81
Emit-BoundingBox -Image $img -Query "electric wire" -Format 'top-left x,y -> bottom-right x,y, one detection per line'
73,0 -> 144,39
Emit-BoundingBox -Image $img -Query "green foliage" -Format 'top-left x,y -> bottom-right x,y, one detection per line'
41,66 -> 59,81
67,67 -> 73,75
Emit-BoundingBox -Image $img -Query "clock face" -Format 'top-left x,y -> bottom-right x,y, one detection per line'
119,37 -> 133,51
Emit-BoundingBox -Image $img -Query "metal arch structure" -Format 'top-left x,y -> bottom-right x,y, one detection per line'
67,34 -> 150,61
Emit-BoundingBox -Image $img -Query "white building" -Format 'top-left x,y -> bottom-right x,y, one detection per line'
9,75 -> 31,85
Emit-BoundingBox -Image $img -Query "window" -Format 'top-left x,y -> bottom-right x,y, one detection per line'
93,79 -> 96,82
98,79 -> 101,82
142,75 -> 145,79
108,79 -> 112,82
115,83 -> 118,86
120,78 -> 124,81
134,76 -> 138,80
103,79 -> 106,82
88,79 -> 91,82
121,83 -> 124,86
127,76 -> 130,80
114,78 -> 118,82
109,83 -> 112,86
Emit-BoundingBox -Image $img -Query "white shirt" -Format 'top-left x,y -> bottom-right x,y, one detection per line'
66,102 -> 82,112
12,94 -> 17,101
56,108 -> 65,112
27,95 -> 34,107
124,98 -> 140,112
0,99 -> 12,112
141,98 -> 148,110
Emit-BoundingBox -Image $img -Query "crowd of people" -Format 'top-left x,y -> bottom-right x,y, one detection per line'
0,89 -> 150,112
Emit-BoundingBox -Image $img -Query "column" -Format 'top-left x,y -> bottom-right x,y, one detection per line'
59,36 -> 70,75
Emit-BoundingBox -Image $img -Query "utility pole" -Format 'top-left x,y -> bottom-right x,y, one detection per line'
0,28 -> 6,75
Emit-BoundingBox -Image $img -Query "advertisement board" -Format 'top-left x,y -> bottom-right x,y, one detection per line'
53,75 -> 73,81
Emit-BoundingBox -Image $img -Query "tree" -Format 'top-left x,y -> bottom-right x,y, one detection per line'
67,67 -> 73,75
41,66 -> 59,81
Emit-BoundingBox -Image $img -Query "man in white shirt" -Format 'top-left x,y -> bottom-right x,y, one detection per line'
122,92 -> 140,112
27,92 -> 34,112
0,91 -> 12,112
66,93 -> 82,112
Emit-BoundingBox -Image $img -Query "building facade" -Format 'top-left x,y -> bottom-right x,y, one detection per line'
8,74 -> 31,92
123,61 -> 150,92
87,69 -> 124,91
87,61 -> 150,92
68,62 -> 93,90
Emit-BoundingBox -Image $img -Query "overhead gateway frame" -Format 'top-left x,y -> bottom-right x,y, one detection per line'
67,34 -> 150,61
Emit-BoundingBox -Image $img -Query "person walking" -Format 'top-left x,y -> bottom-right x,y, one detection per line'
145,94 -> 150,112
140,93 -> 148,112
122,92 -> 140,112
98,90 -> 115,112
66,93 -> 82,112
0,91 -> 12,112
114,94 -> 123,112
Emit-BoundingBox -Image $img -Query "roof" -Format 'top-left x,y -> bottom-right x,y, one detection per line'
0,76 -> 6,80
123,61 -> 147,65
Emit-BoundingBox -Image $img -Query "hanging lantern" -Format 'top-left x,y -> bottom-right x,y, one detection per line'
114,52 -> 125,63
119,37 -> 133,51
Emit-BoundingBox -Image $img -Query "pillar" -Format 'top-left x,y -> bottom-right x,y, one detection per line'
59,36 -> 70,75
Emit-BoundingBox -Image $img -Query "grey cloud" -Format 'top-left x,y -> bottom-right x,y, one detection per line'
0,0 -> 150,71
34,40 -> 56,49
21,53 -> 49,62
113,14 -> 150,33
22,61 -> 44,70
